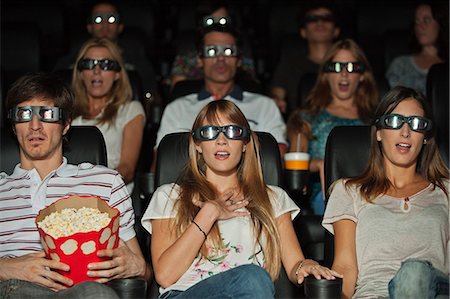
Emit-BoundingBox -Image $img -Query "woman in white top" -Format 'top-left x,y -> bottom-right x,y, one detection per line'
71,38 -> 145,191
323,86 -> 449,298
142,100 -> 341,298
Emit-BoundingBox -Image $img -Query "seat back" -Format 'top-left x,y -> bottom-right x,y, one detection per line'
323,125 -> 371,266
156,131 -> 282,187
1,22 -> 41,90
426,62 -> 449,166
297,72 -> 318,108
0,126 -> 107,174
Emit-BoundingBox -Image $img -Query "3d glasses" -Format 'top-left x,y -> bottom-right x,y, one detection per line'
375,114 -> 432,133
77,59 -> 121,71
304,14 -> 335,24
324,61 -> 365,73
201,45 -> 238,58
90,13 -> 120,24
202,15 -> 229,27
8,106 -> 65,123
192,125 -> 249,141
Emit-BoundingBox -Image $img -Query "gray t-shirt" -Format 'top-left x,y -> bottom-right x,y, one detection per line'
385,55 -> 428,95
323,179 -> 449,299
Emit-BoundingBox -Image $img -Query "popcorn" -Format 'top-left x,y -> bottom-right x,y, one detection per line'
36,195 -> 120,285
37,207 -> 111,238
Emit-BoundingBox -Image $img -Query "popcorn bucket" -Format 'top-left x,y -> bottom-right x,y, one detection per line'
36,195 -> 120,285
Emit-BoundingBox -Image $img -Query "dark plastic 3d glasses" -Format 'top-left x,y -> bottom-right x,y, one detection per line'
192,125 -> 249,141
202,15 -> 229,27
304,14 -> 335,24
77,59 -> 121,71
375,114 -> 432,133
8,106 -> 65,123
91,13 -> 120,24
201,45 -> 238,58
324,61 -> 365,73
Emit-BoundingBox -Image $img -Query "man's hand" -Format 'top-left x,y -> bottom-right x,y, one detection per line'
86,239 -> 146,283
0,251 -> 73,291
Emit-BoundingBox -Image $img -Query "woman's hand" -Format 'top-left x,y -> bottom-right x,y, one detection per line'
295,259 -> 343,284
193,188 -> 250,221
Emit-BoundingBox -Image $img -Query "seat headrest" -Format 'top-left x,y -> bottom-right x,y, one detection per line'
0,126 -> 107,174
155,131 -> 282,188
324,125 -> 371,199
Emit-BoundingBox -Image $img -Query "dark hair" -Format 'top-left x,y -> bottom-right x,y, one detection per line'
303,39 -> 379,123
196,24 -> 242,56
409,1 -> 449,60
6,72 -> 74,122
346,86 -> 449,201
296,0 -> 339,29
195,0 -> 236,27
86,0 -> 122,24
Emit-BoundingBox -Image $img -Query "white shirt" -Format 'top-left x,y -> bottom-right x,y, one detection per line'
0,158 -> 136,258
156,88 -> 287,147
141,183 -> 299,294
72,101 -> 145,192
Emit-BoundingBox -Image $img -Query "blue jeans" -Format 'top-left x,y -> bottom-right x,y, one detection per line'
310,190 -> 325,215
160,264 -> 275,299
388,259 -> 449,299
0,279 -> 119,299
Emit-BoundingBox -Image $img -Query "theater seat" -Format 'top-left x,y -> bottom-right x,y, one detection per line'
426,62 -> 449,166
1,22 -> 41,90
0,126 -> 107,174
323,125 -> 371,266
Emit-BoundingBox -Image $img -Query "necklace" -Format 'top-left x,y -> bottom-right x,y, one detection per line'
402,196 -> 411,213
403,196 -> 410,211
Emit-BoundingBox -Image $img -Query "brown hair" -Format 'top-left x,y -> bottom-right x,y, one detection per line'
71,38 -> 132,125
346,86 -> 449,202
7,72 -> 74,124
172,100 -> 281,280
303,38 -> 379,123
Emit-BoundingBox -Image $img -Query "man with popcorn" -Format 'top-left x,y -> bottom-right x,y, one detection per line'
0,73 -> 151,298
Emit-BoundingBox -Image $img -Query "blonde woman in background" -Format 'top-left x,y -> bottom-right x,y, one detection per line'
72,38 -> 145,192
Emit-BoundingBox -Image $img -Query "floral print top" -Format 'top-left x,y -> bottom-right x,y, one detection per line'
141,183 -> 299,293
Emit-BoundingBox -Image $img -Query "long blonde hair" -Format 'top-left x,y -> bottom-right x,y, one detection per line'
72,38 -> 132,124
303,38 -> 379,123
173,100 -> 282,280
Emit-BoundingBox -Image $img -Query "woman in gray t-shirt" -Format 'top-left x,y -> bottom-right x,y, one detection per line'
323,86 -> 449,298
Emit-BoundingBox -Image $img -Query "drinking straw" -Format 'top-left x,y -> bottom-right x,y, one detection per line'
296,133 -> 301,152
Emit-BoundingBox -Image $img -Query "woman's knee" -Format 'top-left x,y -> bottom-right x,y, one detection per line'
389,259 -> 436,298
235,264 -> 274,295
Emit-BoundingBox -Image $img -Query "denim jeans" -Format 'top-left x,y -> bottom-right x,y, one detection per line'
311,190 -> 325,215
0,279 -> 120,299
160,264 -> 275,299
388,259 -> 449,299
